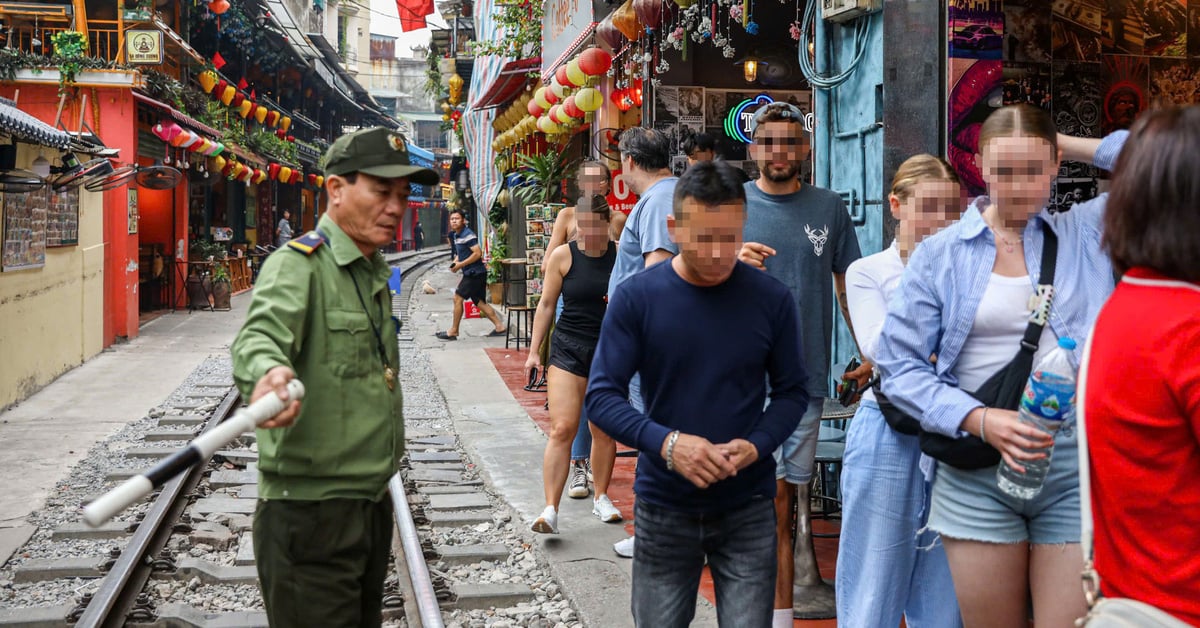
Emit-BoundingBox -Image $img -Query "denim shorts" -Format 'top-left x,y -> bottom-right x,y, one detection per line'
772,397 -> 824,484
927,420 -> 1081,545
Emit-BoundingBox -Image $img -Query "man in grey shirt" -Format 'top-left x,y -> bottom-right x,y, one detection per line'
739,102 -> 866,625
276,210 -> 293,248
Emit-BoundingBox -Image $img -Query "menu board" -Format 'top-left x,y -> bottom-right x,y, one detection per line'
46,187 -> 79,247
2,188 -> 47,271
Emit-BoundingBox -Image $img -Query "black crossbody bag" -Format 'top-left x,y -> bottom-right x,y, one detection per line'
876,224 -> 1058,470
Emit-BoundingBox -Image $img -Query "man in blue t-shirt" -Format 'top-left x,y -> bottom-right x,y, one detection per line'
436,210 -> 506,339
587,161 -> 809,627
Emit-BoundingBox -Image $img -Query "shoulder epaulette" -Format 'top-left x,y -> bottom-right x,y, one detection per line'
286,231 -> 327,255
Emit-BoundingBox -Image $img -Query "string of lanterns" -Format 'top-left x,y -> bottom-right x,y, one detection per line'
493,46 -> 613,150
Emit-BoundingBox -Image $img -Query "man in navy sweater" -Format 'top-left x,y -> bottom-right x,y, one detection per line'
586,161 -> 809,627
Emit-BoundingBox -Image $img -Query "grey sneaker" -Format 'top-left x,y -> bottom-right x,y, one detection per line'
613,535 -> 634,558
567,461 -> 589,499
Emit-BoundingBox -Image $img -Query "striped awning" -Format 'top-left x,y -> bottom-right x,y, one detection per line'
472,57 -> 540,110
0,97 -> 70,149
542,22 -> 597,77
463,0 -> 510,225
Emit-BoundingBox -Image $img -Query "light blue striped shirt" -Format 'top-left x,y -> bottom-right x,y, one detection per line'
876,131 -> 1128,437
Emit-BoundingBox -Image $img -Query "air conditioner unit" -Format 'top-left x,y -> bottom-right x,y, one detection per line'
822,0 -> 882,23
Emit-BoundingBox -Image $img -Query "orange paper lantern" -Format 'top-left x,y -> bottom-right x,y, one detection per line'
198,71 -> 218,94
612,0 -> 642,41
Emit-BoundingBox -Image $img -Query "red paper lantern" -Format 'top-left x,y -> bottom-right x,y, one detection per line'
563,95 -> 583,119
629,79 -> 644,107
527,99 -> 544,117
290,170 -> 302,184
612,88 -> 633,112
548,104 -> 564,124
307,173 -> 318,186
633,0 -> 675,30
555,65 -> 575,88
579,47 -> 614,76
276,129 -> 287,139
544,88 -> 559,106
266,110 -> 280,127
208,0 -> 231,15
214,79 -> 227,97
268,163 -> 281,180
286,135 -> 295,143
232,92 -> 245,107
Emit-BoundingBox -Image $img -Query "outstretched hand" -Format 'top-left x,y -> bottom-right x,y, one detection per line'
738,242 -> 776,271
251,366 -> 302,428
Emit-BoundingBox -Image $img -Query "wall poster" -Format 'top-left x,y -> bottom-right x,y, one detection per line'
2,189 -> 48,271
46,187 -> 80,247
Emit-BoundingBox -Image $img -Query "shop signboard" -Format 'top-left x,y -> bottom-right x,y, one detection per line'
607,169 -> 638,215
125,30 -> 164,65
542,0 -> 593,74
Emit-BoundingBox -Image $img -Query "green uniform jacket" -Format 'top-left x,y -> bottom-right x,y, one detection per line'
232,214 -> 403,502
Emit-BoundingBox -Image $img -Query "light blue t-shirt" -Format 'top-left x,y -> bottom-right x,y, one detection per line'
607,177 -> 680,296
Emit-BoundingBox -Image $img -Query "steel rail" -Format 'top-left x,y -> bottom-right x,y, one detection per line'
75,387 -> 243,628
389,474 -> 445,628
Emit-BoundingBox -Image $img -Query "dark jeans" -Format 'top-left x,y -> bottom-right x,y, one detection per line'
254,497 -> 393,628
632,496 -> 777,627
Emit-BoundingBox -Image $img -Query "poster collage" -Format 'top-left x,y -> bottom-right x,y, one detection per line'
653,86 -> 813,177
2,187 -> 80,272
949,0 -> 1199,211
524,203 -> 564,308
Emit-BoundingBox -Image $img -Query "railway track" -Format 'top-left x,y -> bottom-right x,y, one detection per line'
0,248 -> 542,628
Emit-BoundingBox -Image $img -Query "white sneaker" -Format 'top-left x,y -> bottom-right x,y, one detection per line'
567,461 -> 590,499
531,505 -> 559,534
613,535 -> 635,558
592,495 -> 623,523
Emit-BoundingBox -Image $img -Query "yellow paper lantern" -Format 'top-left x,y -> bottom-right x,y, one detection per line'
198,71 -> 218,94
566,60 -> 587,88
278,166 -> 292,183
280,116 -> 292,132
212,155 -> 227,172
551,79 -> 569,100
253,169 -> 267,184
239,99 -> 254,118
574,87 -> 603,112
534,87 -> 551,110
254,105 -> 268,124
220,85 -> 237,106
315,176 -> 324,188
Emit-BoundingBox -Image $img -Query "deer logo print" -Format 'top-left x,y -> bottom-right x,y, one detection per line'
805,224 -> 829,257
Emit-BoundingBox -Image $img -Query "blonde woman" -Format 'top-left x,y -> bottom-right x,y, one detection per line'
835,155 -> 964,627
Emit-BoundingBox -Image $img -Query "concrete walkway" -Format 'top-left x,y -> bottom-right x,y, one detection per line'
0,295 -> 252,564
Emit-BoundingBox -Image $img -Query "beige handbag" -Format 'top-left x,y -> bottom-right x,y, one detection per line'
1075,332 -> 1192,628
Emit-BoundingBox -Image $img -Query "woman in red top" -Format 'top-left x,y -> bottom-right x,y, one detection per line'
1086,105 -> 1200,625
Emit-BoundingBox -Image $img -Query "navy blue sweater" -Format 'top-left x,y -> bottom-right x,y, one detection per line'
585,260 -> 809,514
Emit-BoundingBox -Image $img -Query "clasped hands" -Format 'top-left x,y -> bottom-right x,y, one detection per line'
660,433 -> 759,489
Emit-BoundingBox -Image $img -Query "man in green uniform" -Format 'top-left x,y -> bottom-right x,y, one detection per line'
231,127 -> 439,628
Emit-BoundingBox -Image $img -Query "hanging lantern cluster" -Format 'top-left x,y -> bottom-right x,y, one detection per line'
527,47 -> 613,141
197,70 -> 295,138
438,57 -> 468,131
491,91 -> 537,152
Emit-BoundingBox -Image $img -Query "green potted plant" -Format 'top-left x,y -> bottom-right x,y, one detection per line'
486,230 -> 509,305
210,263 -> 232,310
50,31 -> 87,93
511,150 -> 577,206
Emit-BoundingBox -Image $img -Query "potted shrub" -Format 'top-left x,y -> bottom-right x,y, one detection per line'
211,263 -> 232,310
487,231 -> 509,305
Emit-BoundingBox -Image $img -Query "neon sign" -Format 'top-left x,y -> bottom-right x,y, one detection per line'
725,94 -> 773,144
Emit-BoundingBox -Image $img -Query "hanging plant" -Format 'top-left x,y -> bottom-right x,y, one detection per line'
470,1 -> 544,58
51,31 -> 87,92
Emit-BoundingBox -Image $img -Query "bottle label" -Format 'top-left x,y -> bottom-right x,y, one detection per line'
1021,371 -> 1075,421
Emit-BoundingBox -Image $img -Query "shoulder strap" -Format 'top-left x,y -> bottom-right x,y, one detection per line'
1077,323 -> 1102,604
1018,223 -> 1059,354
285,230 -> 328,256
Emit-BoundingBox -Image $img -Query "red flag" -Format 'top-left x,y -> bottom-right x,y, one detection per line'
237,77 -> 249,90
212,52 -> 226,70
396,0 -> 434,32
250,89 -> 257,100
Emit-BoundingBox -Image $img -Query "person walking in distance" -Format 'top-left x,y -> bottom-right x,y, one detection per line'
737,101 -> 865,625
275,209 -> 293,248
231,127 -> 438,628
606,127 -> 681,559
587,161 -> 809,627
436,210 -> 506,340
526,194 -> 621,533
413,220 -> 424,251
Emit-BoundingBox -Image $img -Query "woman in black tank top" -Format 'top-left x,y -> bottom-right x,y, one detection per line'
527,195 -> 622,534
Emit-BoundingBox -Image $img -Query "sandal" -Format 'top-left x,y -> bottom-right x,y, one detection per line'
435,331 -> 458,340
487,328 -> 507,337
524,367 -> 541,391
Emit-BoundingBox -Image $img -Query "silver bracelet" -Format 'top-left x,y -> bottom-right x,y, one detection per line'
980,408 -> 989,444
665,431 -> 681,472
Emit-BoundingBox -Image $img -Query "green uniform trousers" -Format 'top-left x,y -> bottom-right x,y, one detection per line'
254,497 -> 393,628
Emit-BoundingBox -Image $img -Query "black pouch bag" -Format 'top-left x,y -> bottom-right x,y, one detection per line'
893,224 -> 1058,469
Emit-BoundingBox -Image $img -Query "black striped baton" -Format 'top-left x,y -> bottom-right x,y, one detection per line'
82,380 -> 305,527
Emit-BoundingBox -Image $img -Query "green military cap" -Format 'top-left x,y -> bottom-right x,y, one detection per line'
323,127 -> 441,185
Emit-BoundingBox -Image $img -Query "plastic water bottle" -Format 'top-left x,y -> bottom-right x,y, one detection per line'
997,337 -> 1078,500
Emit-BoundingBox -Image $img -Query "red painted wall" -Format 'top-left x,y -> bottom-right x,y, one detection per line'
12,84 -> 140,345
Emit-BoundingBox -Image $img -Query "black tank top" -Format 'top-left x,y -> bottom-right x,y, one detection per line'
556,241 -> 616,340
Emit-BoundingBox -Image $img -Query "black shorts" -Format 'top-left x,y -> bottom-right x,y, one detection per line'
548,330 -> 599,378
455,273 -> 487,303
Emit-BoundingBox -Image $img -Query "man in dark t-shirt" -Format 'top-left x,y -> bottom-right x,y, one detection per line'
587,162 -> 808,627
436,210 -> 505,339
